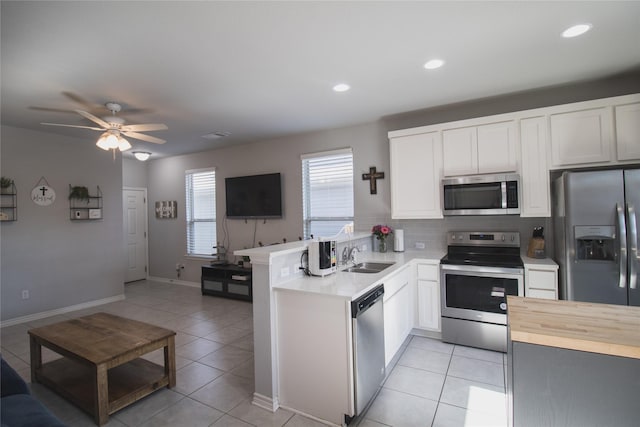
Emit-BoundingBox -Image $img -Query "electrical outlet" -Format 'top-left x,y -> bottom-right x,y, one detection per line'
415,242 -> 426,249
281,266 -> 290,278
21,290 -> 29,300
361,244 -> 368,251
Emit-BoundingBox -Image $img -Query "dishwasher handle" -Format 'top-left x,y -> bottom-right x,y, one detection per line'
352,285 -> 384,318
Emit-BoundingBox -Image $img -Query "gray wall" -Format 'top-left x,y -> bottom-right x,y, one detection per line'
146,72 -> 640,283
147,121 -> 391,283
1,126 -> 125,321
123,158 -> 148,188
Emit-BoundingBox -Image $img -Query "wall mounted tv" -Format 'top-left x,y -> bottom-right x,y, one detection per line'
225,173 -> 283,219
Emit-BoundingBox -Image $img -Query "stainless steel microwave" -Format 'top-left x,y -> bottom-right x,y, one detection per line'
442,173 -> 520,216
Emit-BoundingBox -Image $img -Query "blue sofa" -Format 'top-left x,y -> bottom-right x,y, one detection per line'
1,356 -> 66,427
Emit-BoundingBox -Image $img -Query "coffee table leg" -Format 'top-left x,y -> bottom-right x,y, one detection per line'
164,335 -> 176,388
94,364 -> 109,426
29,336 -> 42,384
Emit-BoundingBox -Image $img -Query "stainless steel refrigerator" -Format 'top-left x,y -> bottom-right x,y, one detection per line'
553,169 -> 639,306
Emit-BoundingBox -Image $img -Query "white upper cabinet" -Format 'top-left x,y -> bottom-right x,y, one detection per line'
615,103 -> 640,161
549,107 -> 614,167
442,127 -> 477,176
520,117 -> 550,217
389,132 -> 443,219
443,121 -> 517,176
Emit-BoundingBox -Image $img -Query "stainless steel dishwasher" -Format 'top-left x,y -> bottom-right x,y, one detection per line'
351,284 -> 385,416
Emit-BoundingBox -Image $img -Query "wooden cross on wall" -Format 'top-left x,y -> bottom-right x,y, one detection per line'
362,167 -> 385,195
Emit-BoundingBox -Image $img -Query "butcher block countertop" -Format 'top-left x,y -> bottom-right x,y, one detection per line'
507,296 -> 640,359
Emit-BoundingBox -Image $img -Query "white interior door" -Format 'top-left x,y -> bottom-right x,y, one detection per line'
123,188 -> 148,282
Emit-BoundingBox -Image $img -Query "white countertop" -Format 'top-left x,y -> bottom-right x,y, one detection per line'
521,253 -> 559,268
273,249 -> 444,301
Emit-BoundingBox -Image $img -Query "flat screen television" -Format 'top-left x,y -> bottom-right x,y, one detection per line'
225,173 -> 282,219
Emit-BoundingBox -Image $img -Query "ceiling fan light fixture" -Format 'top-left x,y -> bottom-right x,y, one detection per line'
133,151 -> 151,161
117,136 -> 131,151
96,133 -> 112,150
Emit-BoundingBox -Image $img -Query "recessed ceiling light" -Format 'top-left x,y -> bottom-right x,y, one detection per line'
424,59 -> 445,70
562,23 -> 592,38
333,83 -> 350,92
202,131 -> 231,140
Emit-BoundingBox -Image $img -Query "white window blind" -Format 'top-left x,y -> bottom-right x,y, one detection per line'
185,169 -> 216,256
302,149 -> 354,239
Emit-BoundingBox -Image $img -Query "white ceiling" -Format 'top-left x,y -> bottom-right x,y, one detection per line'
2,1 -> 640,159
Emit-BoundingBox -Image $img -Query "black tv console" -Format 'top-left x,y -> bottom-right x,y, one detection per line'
201,264 -> 252,302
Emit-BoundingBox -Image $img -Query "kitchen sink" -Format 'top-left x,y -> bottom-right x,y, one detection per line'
342,262 -> 395,274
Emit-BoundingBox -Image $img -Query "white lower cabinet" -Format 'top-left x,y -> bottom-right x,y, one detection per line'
415,262 -> 441,331
524,260 -> 559,300
383,266 -> 411,366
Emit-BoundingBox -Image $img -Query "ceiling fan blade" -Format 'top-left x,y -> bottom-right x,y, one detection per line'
30,106 -> 78,114
121,123 -> 168,132
122,131 -> 166,144
41,122 -> 103,131
63,91 -> 98,110
75,110 -> 110,128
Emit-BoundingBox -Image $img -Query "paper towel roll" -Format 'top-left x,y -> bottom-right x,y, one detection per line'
394,229 -> 405,252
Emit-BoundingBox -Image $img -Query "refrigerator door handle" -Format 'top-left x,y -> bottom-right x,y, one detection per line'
617,203 -> 628,289
628,204 -> 638,290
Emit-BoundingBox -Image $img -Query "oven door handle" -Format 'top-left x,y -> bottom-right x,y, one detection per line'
440,263 -> 524,276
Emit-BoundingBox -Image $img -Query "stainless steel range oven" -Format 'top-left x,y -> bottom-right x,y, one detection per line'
440,231 -> 524,352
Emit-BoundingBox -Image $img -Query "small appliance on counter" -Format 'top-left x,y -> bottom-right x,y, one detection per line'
394,229 -> 405,252
308,238 -> 337,276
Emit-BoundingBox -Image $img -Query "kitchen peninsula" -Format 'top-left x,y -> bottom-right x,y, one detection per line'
235,235 -> 443,425
507,296 -> 640,427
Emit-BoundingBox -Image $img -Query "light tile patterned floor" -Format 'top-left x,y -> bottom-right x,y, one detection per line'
1,280 -> 507,426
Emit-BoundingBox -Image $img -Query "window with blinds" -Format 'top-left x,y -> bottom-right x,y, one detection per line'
302,149 -> 354,239
185,168 -> 216,256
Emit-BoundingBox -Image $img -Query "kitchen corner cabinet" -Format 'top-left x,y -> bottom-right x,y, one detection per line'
442,121 -> 517,177
416,262 -> 441,331
615,102 -> 640,161
389,131 -> 443,219
549,107 -> 614,167
519,117 -> 550,217
383,266 -> 411,366
523,259 -> 558,300
0,182 -> 17,221
69,186 -> 102,220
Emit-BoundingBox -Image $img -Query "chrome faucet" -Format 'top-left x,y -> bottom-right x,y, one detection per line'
347,246 -> 360,264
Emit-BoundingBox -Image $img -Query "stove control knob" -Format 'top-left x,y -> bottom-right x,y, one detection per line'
500,302 -> 507,311
511,235 -> 515,242
501,234 -> 505,242
451,234 -> 456,240
458,234 -> 463,241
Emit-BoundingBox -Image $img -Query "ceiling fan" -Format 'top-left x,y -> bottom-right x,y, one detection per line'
40,101 -> 167,152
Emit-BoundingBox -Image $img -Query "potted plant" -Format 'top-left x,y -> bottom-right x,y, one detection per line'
0,176 -> 14,193
69,185 -> 90,203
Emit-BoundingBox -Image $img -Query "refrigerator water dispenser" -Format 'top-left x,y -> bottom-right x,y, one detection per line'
575,226 -> 615,262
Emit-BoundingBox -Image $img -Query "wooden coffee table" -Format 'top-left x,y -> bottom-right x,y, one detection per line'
28,312 -> 176,425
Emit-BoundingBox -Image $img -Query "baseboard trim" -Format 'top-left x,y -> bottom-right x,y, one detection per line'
146,276 -> 200,288
0,294 -> 126,328
278,403 -> 341,427
252,393 -> 279,412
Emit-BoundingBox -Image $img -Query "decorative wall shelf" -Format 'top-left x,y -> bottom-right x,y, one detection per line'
69,185 -> 103,220
0,181 -> 17,221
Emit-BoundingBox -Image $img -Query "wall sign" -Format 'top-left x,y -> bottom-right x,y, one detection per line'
155,201 -> 177,218
31,177 -> 56,206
